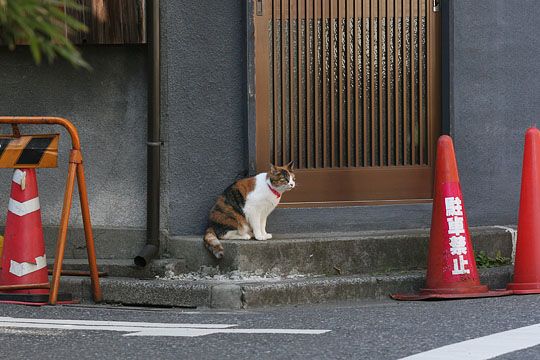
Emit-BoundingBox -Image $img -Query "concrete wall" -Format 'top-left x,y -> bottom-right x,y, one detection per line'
162,0 -> 248,235
0,46 -> 148,231
448,0 -> 540,227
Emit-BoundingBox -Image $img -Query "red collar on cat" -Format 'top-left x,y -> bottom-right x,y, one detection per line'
267,184 -> 281,198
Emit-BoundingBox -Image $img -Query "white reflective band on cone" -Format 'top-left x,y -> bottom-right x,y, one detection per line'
8,197 -> 40,216
9,255 -> 47,277
12,169 -> 26,190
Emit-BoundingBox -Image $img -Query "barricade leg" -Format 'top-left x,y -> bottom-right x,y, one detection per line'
76,163 -> 102,302
49,160 -> 77,305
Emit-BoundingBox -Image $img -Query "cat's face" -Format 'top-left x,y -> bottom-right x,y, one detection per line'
269,162 -> 296,192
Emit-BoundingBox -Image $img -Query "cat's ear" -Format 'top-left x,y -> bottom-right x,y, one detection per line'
270,164 -> 278,174
286,161 -> 295,171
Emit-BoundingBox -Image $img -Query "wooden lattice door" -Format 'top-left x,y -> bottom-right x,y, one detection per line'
254,0 -> 441,206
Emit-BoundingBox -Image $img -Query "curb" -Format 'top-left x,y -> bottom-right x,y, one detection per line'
58,265 -> 514,309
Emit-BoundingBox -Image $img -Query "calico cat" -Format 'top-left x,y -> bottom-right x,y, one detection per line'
204,162 -> 296,259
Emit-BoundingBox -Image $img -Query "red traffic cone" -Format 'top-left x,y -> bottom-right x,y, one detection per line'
392,136 -> 512,300
0,169 -> 48,302
507,128 -> 540,294
0,169 -> 71,304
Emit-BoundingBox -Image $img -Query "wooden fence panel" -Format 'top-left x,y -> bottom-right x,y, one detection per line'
67,0 -> 146,44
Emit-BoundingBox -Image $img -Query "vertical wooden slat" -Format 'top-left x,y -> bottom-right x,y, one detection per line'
273,0 -> 280,165
330,0 -> 336,167
354,0 -> 360,167
331,0 -> 336,168
347,0 -> 354,167
299,0 -> 305,169
339,0 -> 346,167
394,0 -> 399,165
411,0 -> 416,165
419,0 -> 424,165
370,0 -> 376,166
281,0 -> 287,165
277,0 -> 282,164
427,0 -> 441,166
363,0 -> 369,167
313,0 -> 321,167
290,0 -> 296,165
379,0 -> 384,166
322,0 -> 328,167
299,0 -> 311,168
336,0 -> 347,166
254,0 -> 273,171
401,0 -> 409,165
387,0 -> 392,166
427,0 -> 432,165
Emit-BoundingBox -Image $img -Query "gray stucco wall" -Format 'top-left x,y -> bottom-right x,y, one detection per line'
0,46 -> 147,231
448,0 -> 540,227
163,0 -> 248,235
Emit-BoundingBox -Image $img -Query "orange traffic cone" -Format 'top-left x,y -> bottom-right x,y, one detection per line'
0,169 -> 71,304
392,136 -> 512,300
507,128 -> 540,294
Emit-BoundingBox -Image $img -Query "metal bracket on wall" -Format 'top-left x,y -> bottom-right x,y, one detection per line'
433,0 -> 440,12
256,0 -> 263,16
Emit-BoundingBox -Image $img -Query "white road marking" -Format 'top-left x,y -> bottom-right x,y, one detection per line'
0,317 -> 330,338
0,318 -> 233,328
399,323 -> 540,360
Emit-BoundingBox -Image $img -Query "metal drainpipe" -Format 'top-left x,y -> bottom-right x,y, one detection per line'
134,0 -> 161,267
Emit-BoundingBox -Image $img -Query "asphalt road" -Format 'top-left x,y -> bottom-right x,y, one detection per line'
0,295 -> 540,359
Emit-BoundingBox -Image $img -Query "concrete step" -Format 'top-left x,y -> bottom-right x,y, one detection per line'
166,226 -> 514,275
59,265 -> 514,309
48,258 -> 187,279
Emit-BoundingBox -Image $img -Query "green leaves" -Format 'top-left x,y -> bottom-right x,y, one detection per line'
475,250 -> 511,268
0,0 -> 90,69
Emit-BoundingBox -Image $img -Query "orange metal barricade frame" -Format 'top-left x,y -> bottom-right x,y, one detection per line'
0,117 -> 102,304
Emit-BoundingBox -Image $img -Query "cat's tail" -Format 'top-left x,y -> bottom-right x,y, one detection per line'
204,227 -> 224,259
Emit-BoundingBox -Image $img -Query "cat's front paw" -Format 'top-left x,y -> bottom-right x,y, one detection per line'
263,233 -> 273,240
254,234 -> 266,241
